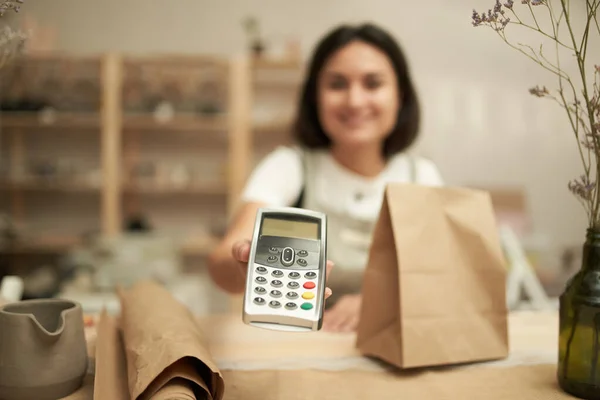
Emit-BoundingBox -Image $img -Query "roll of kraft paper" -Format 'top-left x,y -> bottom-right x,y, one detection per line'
149,378 -> 202,400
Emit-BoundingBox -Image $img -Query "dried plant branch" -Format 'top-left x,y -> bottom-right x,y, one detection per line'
0,0 -> 26,71
0,0 -> 23,17
0,25 -> 25,69
472,0 -> 600,227
588,0 -> 600,39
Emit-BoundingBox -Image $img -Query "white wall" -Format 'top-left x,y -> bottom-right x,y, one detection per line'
10,0 -> 600,264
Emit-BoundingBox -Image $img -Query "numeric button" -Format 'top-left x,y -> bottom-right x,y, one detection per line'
286,292 -> 299,300
256,266 -> 267,274
255,276 -> 267,284
254,297 -> 265,305
271,280 -> 283,288
285,302 -> 297,310
270,290 -> 282,298
269,300 -> 281,308
254,286 -> 266,294
287,281 -> 299,289
272,270 -> 283,277
288,272 -> 300,279
305,272 -> 317,279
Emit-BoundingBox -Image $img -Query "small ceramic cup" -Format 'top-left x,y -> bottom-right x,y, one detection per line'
0,298 -> 88,400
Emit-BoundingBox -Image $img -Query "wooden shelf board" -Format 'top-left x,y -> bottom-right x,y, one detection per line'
123,182 -> 227,195
0,112 -> 101,129
253,118 -> 293,135
1,234 -> 220,256
251,58 -> 302,69
123,54 -> 230,68
0,180 -> 101,192
123,113 -> 229,132
1,235 -> 82,254
14,52 -> 102,62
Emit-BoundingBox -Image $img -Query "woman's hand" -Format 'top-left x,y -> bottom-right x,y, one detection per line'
322,294 -> 362,332
231,239 -> 334,299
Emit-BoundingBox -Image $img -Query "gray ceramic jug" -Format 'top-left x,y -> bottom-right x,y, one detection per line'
0,298 -> 88,400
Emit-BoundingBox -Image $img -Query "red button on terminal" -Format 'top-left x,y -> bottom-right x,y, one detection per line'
303,281 -> 316,289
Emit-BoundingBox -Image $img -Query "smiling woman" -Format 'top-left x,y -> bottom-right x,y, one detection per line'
317,41 -> 400,152
207,22 -> 444,333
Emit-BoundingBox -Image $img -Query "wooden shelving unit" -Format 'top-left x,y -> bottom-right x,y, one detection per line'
250,56 -> 303,168
0,52 -> 301,263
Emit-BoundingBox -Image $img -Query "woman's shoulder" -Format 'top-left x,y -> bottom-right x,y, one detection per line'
259,145 -> 327,169
240,145 -> 306,206
387,152 -> 444,186
262,145 -> 304,163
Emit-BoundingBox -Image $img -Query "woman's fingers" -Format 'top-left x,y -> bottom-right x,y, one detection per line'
232,239 -> 251,262
326,260 -> 334,278
325,260 -> 334,300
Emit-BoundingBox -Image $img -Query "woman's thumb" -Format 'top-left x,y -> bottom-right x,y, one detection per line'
232,239 -> 251,262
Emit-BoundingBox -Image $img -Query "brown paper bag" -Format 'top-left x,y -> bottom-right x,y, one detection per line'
94,280 -> 224,400
356,183 -> 509,369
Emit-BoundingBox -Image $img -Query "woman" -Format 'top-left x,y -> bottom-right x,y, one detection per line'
207,22 -> 443,332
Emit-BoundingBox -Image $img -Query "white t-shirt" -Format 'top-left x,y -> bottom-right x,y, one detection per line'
241,145 -> 444,215
241,145 -> 445,294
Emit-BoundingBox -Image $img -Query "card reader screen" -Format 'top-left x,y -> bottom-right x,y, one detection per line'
261,217 -> 319,240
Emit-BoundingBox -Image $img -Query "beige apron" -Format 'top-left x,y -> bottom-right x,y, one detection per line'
297,149 -> 416,306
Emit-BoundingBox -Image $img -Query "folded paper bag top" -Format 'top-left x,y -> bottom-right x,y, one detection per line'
356,183 -> 510,369
94,280 -> 224,400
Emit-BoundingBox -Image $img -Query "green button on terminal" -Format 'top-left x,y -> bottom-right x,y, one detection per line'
301,302 -> 313,310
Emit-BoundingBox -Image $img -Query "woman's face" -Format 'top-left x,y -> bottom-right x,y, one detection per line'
317,40 -> 400,149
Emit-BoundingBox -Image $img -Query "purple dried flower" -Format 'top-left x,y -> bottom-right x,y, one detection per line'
0,0 -> 24,17
582,133 -> 599,150
472,1 -> 511,29
581,139 -> 595,150
569,175 -> 596,201
0,25 -> 27,70
529,85 -> 549,97
504,0 -> 514,8
494,0 -> 502,13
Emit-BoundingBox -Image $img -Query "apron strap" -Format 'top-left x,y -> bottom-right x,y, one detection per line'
409,155 -> 417,183
292,147 -> 307,208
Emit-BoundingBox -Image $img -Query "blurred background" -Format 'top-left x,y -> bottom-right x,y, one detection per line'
0,0 -> 596,315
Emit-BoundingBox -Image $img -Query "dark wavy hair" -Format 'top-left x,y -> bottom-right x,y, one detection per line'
292,23 -> 420,159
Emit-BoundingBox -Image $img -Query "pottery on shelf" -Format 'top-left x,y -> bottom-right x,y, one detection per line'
0,299 -> 88,400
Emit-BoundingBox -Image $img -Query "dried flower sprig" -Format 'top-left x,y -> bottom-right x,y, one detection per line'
0,25 -> 25,69
472,0 -> 600,227
0,0 -> 25,70
0,0 -> 23,17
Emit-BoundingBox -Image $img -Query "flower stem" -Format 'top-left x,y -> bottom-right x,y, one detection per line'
560,0 -> 600,225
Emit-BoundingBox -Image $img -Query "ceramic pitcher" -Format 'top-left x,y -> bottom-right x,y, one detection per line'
0,298 -> 88,400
